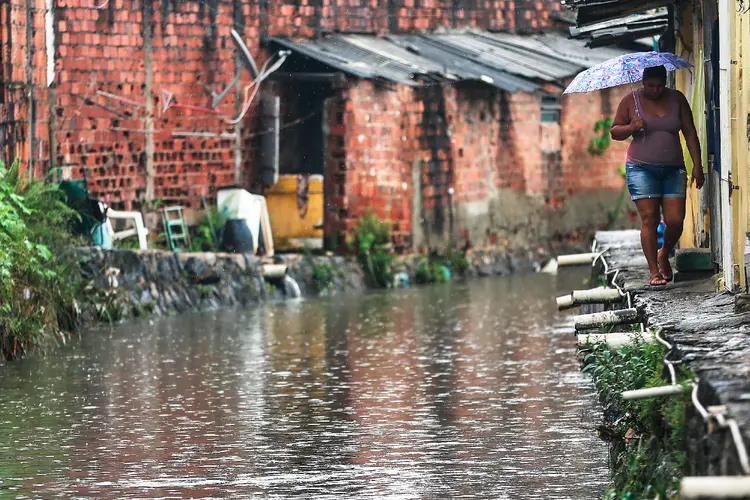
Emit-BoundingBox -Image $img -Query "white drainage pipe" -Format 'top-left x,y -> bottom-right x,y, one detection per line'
556,253 -> 599,267
263,264 -> 288,279
556,287 -> 623,310
577,332 -> 656,350
573,288 -> 623,303
574,308 -> 639,330
680,476 -> 750,498
556,294 -> 574,310
622,384 -> 690,401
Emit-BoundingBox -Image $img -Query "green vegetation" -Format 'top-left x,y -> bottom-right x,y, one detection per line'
189,207 -> 228,252
581,338 -> 693,499
351,211 -> 394,288
312,260 -> 335,289
589,117 -> 614,156
413,247 -> 470,284
350,212 -> 472,287
0,161 -> 82,359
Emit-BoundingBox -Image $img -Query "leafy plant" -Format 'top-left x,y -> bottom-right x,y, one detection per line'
190,207 -> 228,252
581,338 -> 693,499
312,260 -> 335,289
589,117 -> 613,156
351,211 -> 393,288
414,256 -> 450,284
0,160 -> 82,359
442,247 -> 471,275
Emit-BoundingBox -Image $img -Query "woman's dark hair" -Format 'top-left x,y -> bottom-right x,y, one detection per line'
643,65 -> 667,82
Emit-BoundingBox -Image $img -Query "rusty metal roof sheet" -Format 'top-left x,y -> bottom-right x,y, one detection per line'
569,9 -> 669,48
269,29 -> 632,92
563,0 -> 674,26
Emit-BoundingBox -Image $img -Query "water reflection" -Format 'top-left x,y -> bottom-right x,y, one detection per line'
0,270 -> 608,499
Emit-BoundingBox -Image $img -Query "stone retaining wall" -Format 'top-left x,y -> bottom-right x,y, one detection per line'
76,244 -> 560,322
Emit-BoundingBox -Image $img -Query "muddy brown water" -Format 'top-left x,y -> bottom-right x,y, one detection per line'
0,270 -> 609,499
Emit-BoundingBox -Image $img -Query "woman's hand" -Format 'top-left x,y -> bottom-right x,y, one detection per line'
611,94 -> 642,141
629,115 -> 645,134
691,167 -> 705,189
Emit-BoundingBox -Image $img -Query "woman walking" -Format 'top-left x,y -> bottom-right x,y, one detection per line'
610,65 -> 705,286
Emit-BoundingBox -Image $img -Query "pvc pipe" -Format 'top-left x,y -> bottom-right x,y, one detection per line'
572,288 -> 622,304
556,294 -> 574,310
556,253 -> 598,266
574,308 -> 639,330
557,288 -> 622,310
263,264 -> 288,279
681,476 -> 750,498
622,384 -> 690,401
577,332 -> 656,350
540,258 -> 558,274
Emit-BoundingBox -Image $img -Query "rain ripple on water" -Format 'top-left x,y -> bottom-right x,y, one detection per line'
0,270 -> 608,499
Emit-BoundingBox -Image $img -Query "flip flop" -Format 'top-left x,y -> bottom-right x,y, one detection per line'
658,252 -> 673,282
649,273 -> 668,287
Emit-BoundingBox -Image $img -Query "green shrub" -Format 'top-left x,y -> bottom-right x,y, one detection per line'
413,247 -> 468,285
589,117 -> 613,156
582,338 -> 693,499
0,160 -> 82,359
190,207 -> 228,252
312,260 -> 334,289
352,212 -> 393,288
414,256 -> 450,284
442,247 -> 470,275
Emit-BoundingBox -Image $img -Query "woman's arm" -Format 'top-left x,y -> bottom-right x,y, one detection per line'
678,91 -> 705,188
610,93 -> 643,141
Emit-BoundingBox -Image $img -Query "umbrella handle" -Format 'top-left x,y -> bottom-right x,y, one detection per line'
629,84 -> 646,138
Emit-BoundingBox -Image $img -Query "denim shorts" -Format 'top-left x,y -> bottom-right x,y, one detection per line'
625,163 -> 687,200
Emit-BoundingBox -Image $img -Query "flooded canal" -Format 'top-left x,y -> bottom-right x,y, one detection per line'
0,270 -> 609,499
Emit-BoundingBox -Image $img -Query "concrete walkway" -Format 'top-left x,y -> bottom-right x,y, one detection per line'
595,230 -> 750,476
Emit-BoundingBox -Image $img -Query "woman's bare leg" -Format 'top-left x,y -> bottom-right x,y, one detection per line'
658,197 -> 686,281
634,198 -> 666,285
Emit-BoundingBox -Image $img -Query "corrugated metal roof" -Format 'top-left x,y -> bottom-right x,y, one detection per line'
569,10 -> 668,48
385,34 -> 542,92
426,33 -> 575,81
270,36 -> 418,86
474,31 -> 630,74
563,0 -> 673,26
269,29 -> 633,92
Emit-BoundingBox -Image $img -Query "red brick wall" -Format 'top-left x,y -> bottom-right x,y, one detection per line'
6,0 -> 632,251
266,0 -> 562,38
54,0 -> 265,210
1,0 -> 51,178
509,93 -> 545,196
561,86 -> 629,193
321,79 -> 630,251
40,0 -> 563,213
55,1 -> 147,208
450,85 -> 499,207
327,81 -> 413,246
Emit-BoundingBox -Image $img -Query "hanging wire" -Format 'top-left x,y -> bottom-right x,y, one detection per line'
225,50 -> 289,126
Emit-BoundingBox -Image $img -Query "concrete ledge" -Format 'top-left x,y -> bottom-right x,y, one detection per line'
594,231 -> 750,477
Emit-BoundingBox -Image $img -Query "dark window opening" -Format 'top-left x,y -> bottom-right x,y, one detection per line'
540,95 -> 561,123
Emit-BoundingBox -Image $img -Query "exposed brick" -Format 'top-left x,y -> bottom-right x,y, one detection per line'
6,0 -> 613,247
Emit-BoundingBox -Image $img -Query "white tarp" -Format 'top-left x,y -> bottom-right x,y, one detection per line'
217,188 -> 274,257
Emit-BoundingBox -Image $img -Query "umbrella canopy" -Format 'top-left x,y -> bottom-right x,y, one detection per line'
563,51 -> 692,94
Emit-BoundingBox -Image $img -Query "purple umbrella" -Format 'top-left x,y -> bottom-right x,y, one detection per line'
563,51 -> 692,94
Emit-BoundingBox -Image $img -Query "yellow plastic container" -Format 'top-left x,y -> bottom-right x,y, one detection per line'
264,174 -> 324,250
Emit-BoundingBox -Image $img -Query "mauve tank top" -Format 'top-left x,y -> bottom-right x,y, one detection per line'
626,91 -> 684,166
